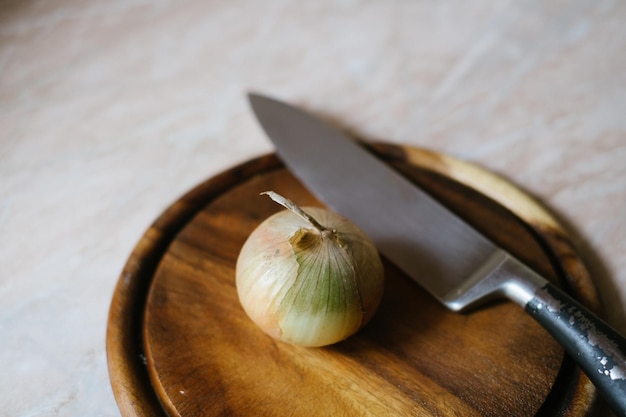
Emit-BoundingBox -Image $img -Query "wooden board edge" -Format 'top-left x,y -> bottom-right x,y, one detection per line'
391,143 -> 601,416
106,154 -> 281,417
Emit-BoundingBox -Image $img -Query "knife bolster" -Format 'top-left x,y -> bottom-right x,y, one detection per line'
443,250 -> 546,312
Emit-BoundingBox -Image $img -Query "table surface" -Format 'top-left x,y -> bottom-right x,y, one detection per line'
1,1 -> 625,416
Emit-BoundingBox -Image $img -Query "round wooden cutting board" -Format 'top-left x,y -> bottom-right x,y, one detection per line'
107,143 -> 602,417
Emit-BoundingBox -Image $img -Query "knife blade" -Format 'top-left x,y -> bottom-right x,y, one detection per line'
248,93 -> 626,415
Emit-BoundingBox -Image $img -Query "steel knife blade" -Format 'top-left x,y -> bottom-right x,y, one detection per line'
248,93 -> 626,415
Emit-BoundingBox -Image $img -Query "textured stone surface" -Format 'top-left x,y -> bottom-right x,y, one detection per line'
1,0 -> 624,415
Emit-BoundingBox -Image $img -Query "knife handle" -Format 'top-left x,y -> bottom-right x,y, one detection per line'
525,282 -> 626,416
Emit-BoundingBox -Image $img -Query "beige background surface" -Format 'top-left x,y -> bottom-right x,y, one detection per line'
1,0 -> 625,415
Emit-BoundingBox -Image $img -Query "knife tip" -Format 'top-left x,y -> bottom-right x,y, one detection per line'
247,91 -> 287,116
247,91 -> 267,102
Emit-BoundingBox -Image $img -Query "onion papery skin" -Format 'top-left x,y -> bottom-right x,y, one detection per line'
236,206 -> 384,347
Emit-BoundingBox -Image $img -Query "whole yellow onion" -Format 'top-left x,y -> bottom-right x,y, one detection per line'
236,191 -> 384,347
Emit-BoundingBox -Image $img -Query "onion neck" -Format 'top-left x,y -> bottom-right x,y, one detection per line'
262,190 -> 329,233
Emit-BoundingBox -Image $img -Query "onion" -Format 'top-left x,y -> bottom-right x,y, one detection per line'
236,191 -> 384,347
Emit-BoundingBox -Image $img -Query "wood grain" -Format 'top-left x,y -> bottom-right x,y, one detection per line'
108,144 -> 599,416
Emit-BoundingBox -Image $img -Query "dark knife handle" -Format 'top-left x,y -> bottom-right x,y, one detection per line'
525,282 -> 626,416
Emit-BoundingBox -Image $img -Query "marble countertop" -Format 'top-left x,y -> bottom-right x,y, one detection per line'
1,0 -> 624,415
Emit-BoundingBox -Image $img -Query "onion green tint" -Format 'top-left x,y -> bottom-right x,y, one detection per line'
236,193 -> 384,347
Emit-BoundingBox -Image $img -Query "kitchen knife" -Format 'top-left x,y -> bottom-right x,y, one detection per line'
248,93 -> 626,416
